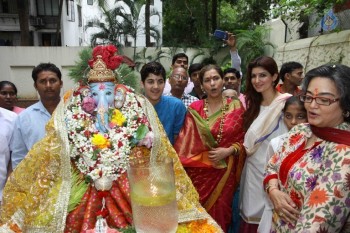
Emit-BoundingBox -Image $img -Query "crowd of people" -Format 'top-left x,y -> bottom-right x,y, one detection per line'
0,33 -> 349,233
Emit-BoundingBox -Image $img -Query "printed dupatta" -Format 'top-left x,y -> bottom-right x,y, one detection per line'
244,93 -> 291,156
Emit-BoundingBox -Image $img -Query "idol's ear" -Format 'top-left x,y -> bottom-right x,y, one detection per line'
76,85 -> 91,97
114,86 -> 126,109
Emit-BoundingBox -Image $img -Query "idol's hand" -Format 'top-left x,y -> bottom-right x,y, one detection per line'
208,147 -> 232,163
269,189 -> 300,225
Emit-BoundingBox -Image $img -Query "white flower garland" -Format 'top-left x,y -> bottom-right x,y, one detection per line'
66,88 -> 149,182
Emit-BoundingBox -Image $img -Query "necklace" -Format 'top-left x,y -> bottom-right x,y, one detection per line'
204,98 -> 228,144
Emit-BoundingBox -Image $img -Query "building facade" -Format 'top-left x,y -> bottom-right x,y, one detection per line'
0,0 -> 162,47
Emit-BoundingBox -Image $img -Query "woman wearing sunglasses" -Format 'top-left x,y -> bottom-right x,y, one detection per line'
264,64 -> 350,232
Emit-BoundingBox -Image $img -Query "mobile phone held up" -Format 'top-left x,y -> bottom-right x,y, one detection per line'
213,29 -> 228,40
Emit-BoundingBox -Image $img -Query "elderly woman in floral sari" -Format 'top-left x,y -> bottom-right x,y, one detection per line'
0,46 -> 222,233
174,64 -> 246,232
264,64 -> 350,232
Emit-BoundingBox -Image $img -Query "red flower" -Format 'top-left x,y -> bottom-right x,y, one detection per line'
290,189 -> 302,209
289,133 -> 302,145
89,45 -> 123,70
313,215 -> 326,223
342,158 -> 350,166
106,44 -> 117,54
334,186 -> 344,198
96,208 -> 109,218
92,45 -> 103,57
335,144 -> 349,152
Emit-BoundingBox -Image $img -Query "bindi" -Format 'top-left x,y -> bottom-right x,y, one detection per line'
99,83 -> 106,90
314,88 -> 319,96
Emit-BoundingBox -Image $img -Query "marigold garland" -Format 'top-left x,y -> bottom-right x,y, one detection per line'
176,219 -> 217,233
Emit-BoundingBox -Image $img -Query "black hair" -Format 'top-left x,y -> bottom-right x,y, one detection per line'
279,61 -> 303,82
172,53 -> 188,65
199,64 -> 223,84
243,56 -> 279,130
223,67 -> 241,79
188,63 -> 204,77
31,63 -> 62,83
0,81 -> 18,94
140,61 -> 166,82
302,64 -> 350,123
283,95 -> 306,113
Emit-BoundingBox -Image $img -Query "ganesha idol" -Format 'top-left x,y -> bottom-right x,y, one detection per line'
0,46 -> 223,233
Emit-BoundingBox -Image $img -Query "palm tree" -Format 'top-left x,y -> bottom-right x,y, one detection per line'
86,5 -> 124,47
145,0 -> 151,46
88,0 -> 161,60
134,47 -> 169,71
115,0 -> 161,59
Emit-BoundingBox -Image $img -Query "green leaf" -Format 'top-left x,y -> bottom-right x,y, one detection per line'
135,124 -> 149,140
68,169 -> 89,212
92,149 -> 100,160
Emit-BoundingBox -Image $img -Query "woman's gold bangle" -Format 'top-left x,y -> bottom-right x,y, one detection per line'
265,184 -> 279,194
231,145 -> 239,155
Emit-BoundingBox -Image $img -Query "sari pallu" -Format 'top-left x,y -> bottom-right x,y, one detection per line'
174,98 -> 246,232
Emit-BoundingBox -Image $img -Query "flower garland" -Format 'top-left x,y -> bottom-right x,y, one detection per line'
66,86 -> 152,182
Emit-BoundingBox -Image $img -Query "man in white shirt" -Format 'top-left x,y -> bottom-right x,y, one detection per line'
163,53 -> 194,95
10,63 -> 63,168
0,107 -> 17,201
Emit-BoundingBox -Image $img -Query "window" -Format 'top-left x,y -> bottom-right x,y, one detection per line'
77,5 -> 82,26
36,0 -> 59,16
66,0 -> 75,22
87,0 -> 93,5
0,0 -> 18,14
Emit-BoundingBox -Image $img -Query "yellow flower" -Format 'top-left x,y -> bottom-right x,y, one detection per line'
91,133 -> 110,149
176,220 -> 217,233
110,109 -> 126,127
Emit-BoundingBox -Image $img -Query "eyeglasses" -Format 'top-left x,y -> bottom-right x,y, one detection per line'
0,91 -> 16,97
299,94 -> 339,106
171,74 -> 188,81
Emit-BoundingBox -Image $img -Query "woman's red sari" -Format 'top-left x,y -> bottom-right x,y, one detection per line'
174,98 -> 246,232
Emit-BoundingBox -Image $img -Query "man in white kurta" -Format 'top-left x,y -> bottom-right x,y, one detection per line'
0,107 -> 17,201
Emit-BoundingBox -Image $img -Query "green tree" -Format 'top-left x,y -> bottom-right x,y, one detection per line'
163,0 -> 208,47
116,0 -> 161,59
86,5 -> 124,47
89,0 -> 161,59
134,47 -> 170,71
272,0 -> 347,20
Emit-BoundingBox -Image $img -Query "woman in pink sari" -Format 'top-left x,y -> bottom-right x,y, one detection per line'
175,64 -> 246,232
